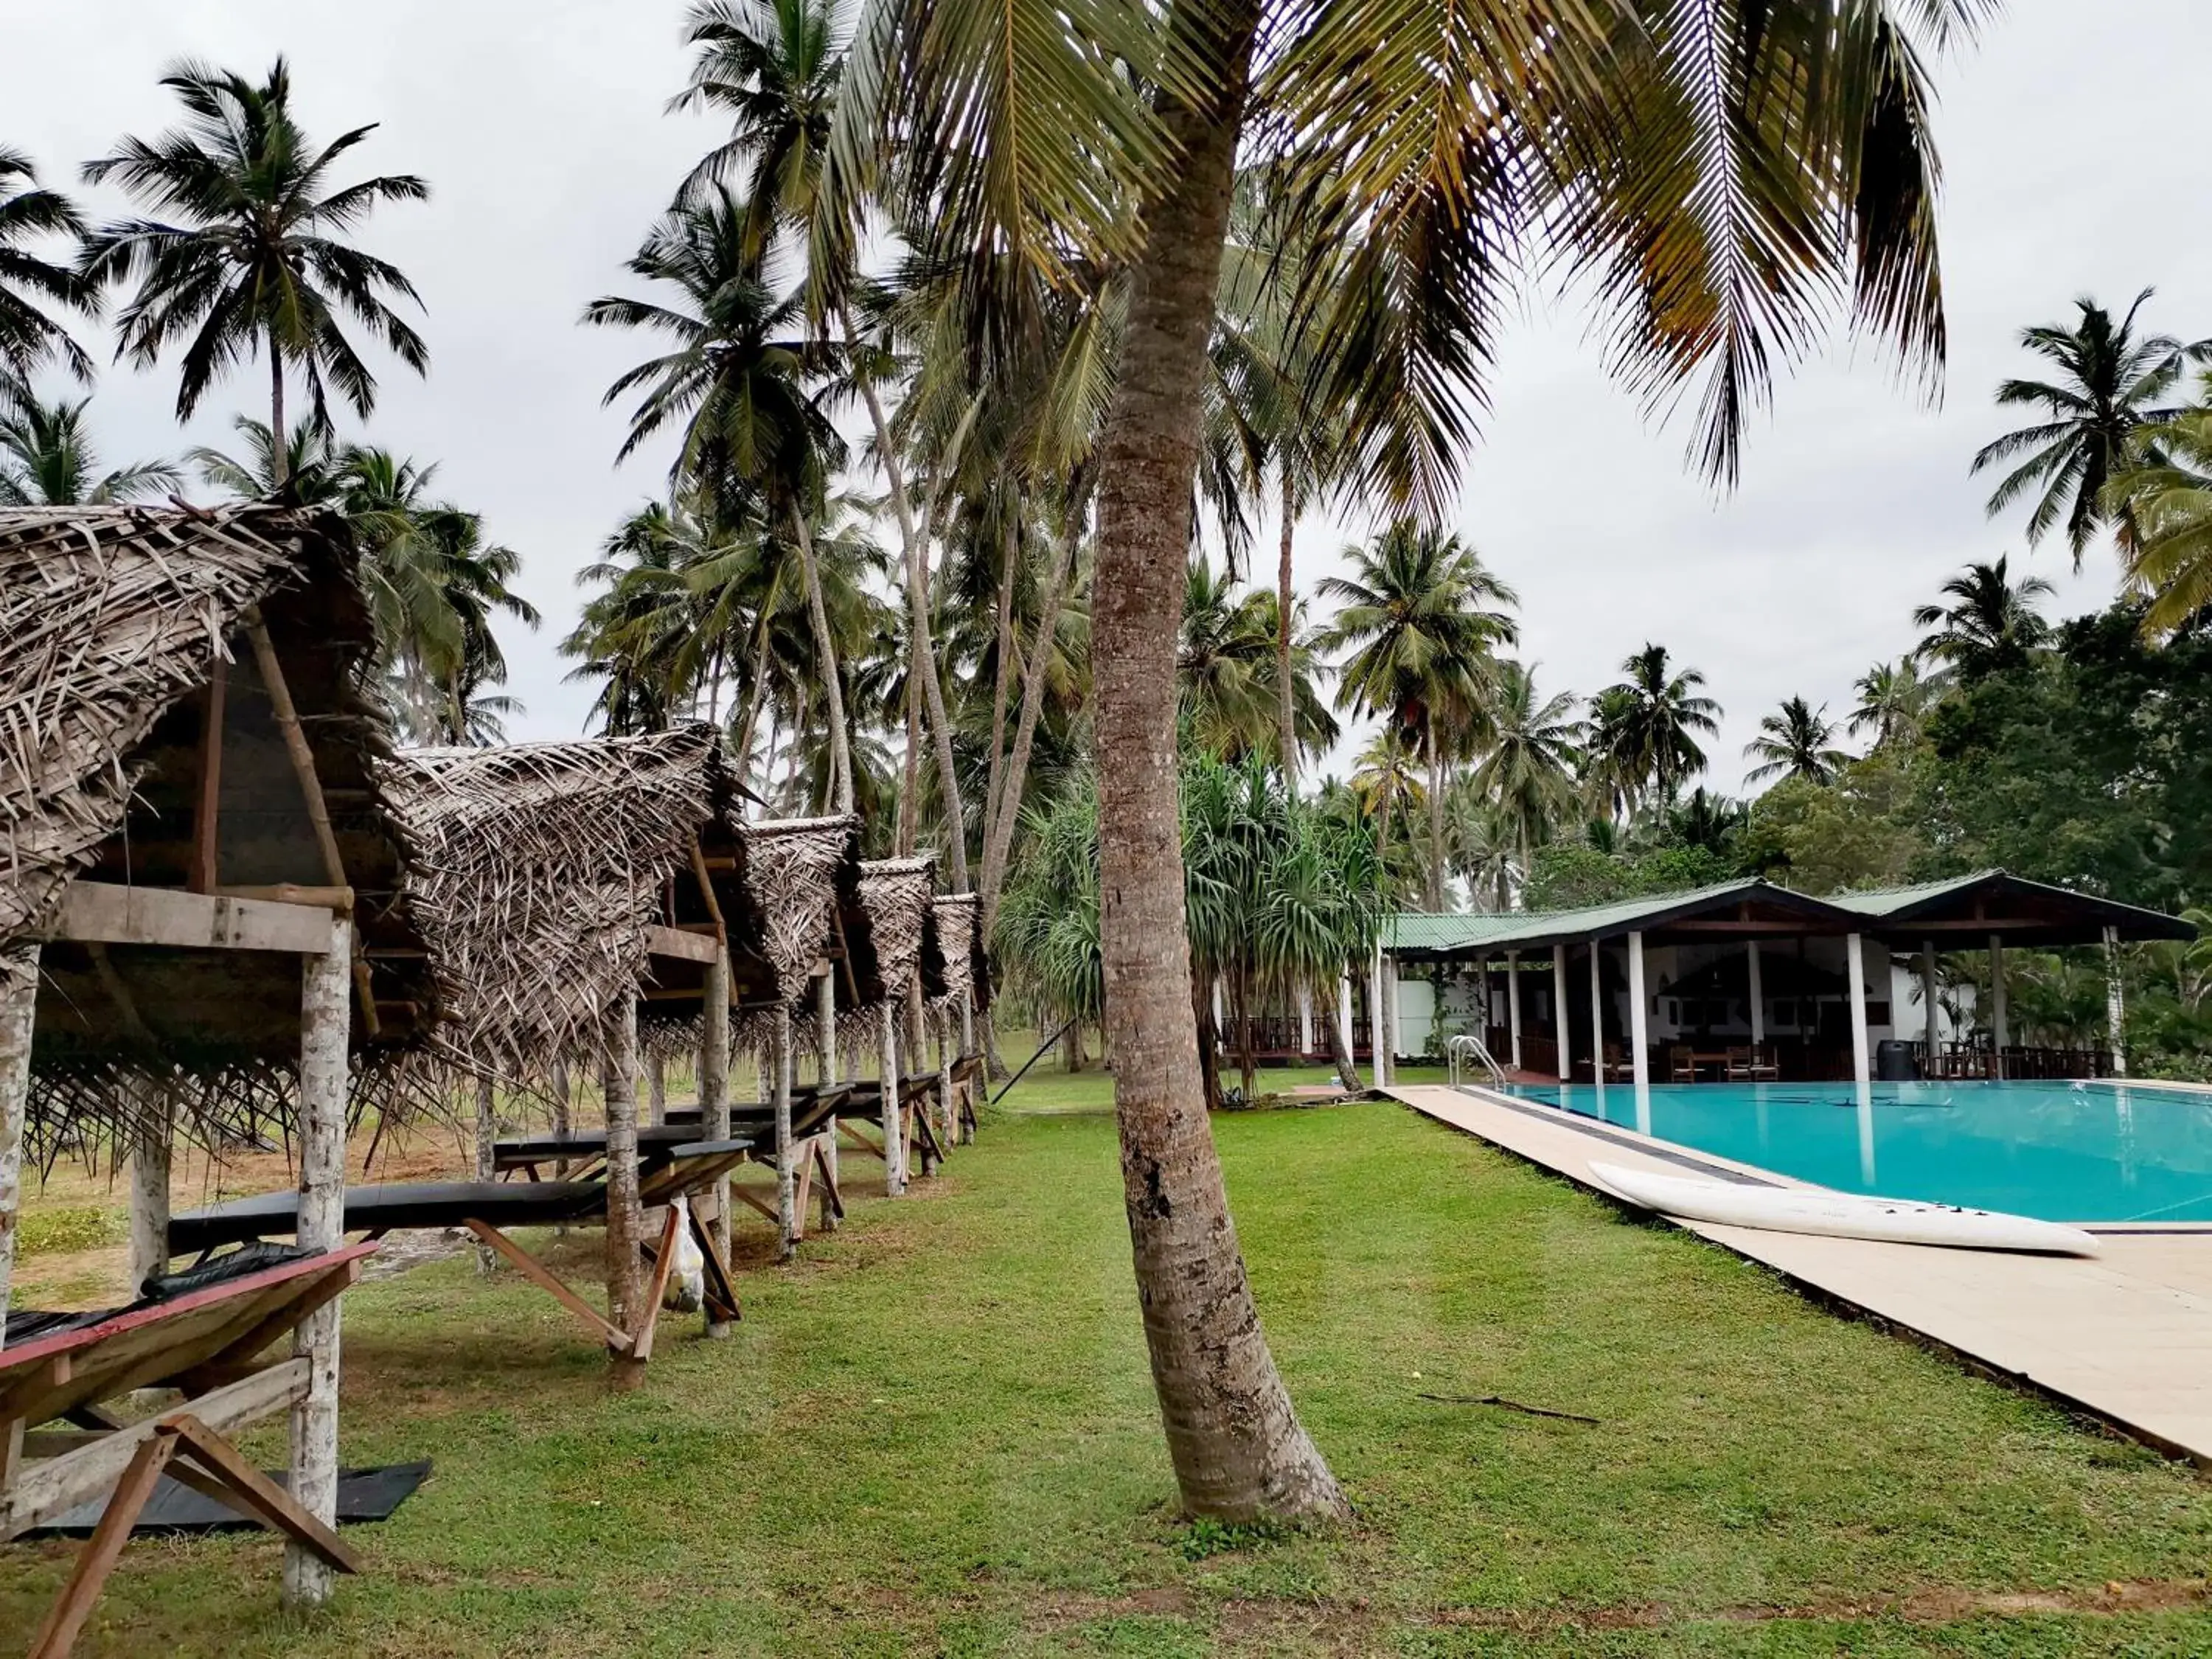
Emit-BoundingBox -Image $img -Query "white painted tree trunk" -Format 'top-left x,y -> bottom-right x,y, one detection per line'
127,1085 -> 173,1294
0,944 -> 39,1345
285,915 -> 349,1608
937,1008 -> 956,1149
817,973 -> 840,1199
474,1076 -> 497,1276
773,1005 -> 796,1259
702,945 -> 733,1336
880,1004 -> 905,1196
602,1001 -> 644,1387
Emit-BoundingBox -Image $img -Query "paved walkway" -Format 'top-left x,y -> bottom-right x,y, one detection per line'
1389,1082 -> 2212,1465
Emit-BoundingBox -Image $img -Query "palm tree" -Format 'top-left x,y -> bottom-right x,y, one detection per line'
80,59 -> 429,481
585,191 -> 854,809
1743,696 -> 1849,786
2107,376 -> 2212,638
0,147 -> 91,396
1848,658 -> 1930,748
1912,557 -> 2054,680
1599,644 -> 1720,810
0,394 -> 180,505
1178,557 -> 1336,764
863,0 -> 1972,1520
563,505 -> 700,737
669,0 -> 840,255
1319,523 -> 1516,908
192,417 -> 535,737
1469,661 -> 1581,875
1970,291 -> 2209,568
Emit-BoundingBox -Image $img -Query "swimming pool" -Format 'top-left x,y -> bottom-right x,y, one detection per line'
1494,1079 -> 2212,1224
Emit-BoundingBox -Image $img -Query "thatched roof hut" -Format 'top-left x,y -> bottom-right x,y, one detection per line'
932,892 -> 989,1017
721,815 -> 867,1055
853,858 -> 937,1012
386,727 -> 728,1077
0,502 -> 440,1149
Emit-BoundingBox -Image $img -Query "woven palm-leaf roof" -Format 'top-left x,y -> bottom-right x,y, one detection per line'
1,501 -> 441,1155
933,892 -> 987,1012
388,726 -> 726,1075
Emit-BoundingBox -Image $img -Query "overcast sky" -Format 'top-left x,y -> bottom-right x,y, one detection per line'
11,1 -> 2210,794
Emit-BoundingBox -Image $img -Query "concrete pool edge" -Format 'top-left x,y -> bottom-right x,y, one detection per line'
1390,1082 -> 2212,1468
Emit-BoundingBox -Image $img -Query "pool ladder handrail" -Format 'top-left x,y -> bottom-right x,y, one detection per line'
1447,1032 -> 1507,1090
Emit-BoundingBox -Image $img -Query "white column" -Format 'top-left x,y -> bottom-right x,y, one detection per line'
1588,940 -> 1606,1097
701,943 -> 734,1333
1369,944 -> 1388,1087
1746,940 -> 1765,1048
1385,956 -> 1403,1073
880,1004 -> 905,1196
1989,933 -> 2008,1079
2104,924 -> 2128,1078
0,944 -> 39,1346
1506,950 -> 1523,1073
1552,944 -> 1570,1081
1297,987 -> 1314,1058
1627,931 -> 1651,1133
1336,971 -> 1355,1078
285,914 -> 349,1607
1920,940 -> 1940,1071
1846,932 -> 1872,1093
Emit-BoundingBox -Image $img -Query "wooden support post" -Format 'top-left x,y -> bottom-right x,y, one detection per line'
284,913 -> 349,1609
473,1077 -> 497,1276
0,944 -> 36,1343
188,656 -> 226,895
647,1051 -> 667,1127
773,1005 -> 796,1260
1920,941 -> 1940,1071
960,987 -> 975,1065
700,944 -> 734,1337
243,615 -> 379,1038
879,1004 -> 905,1197
936,1007 -> 956,1150
603,1000 -> 645,1389
28,1428 -> 178,1659
816,973 -> 840,1205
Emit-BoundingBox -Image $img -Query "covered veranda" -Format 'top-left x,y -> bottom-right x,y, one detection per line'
1382,872 -> 2195,1093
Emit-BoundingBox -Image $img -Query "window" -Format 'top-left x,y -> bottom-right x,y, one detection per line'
1866,1001 -> 1891,1026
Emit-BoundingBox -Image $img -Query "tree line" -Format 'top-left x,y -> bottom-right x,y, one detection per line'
2,1 -> 2097,1524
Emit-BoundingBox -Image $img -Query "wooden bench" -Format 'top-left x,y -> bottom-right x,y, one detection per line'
170,1141 -> 751,1362
2,1243 -> 377,1659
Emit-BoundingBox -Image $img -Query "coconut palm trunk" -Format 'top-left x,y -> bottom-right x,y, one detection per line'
980,493 -> 1087,935
268,341 -> 286,487
1276,472 -> 1297,783
1426,729 -> 1445,911
787,504 -> 853,813
1088,0 -> 1346,1522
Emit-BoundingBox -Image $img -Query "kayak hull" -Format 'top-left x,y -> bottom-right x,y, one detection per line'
1585,1160 -> 2101,1257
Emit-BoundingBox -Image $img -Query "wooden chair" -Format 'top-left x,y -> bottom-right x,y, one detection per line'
2,1245 -> 376,1659
1725,1045 -> 1780,1081
1667,1044 -> 1697,1082
1599,1042 -> 1636,1082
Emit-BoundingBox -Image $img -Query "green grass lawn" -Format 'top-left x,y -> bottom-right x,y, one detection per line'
9,1060 -> 2212,1656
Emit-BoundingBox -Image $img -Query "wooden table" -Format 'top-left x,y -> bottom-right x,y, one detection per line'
2,1243 -> 377,1659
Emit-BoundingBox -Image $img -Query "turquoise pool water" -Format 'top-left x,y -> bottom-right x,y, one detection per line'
1497,1079 -> 2212,1223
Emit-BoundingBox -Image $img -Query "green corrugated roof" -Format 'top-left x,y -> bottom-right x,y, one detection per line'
1385,869 -> 2195,953
1386,877 -> 1780,953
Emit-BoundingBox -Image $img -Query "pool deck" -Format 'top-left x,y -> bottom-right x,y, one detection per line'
1389,1082 -> 2212,1466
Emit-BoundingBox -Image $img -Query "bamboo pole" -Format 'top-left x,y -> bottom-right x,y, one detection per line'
284,913 -> 349,1608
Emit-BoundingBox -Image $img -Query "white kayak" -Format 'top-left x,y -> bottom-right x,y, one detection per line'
1585,1161 -> 2101,1257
